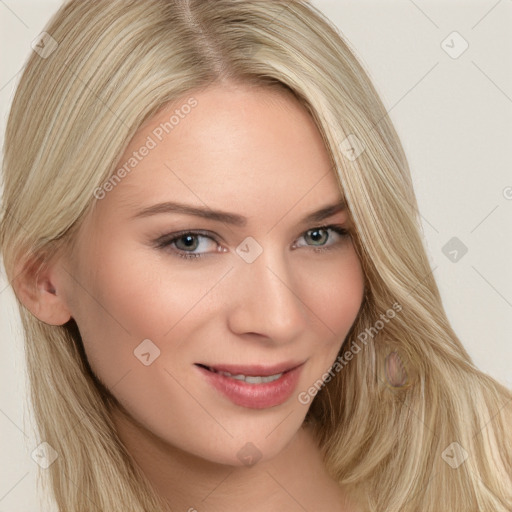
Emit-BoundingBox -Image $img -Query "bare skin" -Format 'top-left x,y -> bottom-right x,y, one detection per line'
18,82 -> 365,511
114,408 -> 360,511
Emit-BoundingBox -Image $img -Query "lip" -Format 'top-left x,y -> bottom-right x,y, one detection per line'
194,361 -> 305,409
197,361 -> 303,377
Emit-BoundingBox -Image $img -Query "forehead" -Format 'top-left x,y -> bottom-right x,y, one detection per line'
97,84 -> 344,221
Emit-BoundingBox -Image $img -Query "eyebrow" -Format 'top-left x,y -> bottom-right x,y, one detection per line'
131,199 -> 347,226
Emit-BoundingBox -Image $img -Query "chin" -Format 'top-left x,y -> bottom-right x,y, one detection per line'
204,416 -> 306,468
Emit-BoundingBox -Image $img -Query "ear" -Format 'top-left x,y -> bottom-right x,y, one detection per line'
11,249 -> 73,326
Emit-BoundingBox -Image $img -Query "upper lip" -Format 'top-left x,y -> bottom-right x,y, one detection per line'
195,360 -> 305,377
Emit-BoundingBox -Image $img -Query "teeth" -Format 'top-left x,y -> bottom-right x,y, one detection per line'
212,368 -> 283,384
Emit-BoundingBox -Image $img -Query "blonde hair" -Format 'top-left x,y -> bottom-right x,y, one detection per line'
1,1 -> 511,510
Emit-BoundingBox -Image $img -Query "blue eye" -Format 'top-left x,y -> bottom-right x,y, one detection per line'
153,224 -> 350,261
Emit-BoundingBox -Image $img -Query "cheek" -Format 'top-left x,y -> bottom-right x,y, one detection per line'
306,249 -> 365,363
68,241 -> 231,382
66,246 -> 222,439
78,244 -> 216,330
293,250 -> 364,397
306,248 -> 365,334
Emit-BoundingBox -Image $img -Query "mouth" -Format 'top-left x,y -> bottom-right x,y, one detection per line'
195,365 -> 284,384
194,361 -> 302,382
194,360 -> 306,409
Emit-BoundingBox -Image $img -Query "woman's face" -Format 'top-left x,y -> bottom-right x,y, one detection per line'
57,83 -> 365,466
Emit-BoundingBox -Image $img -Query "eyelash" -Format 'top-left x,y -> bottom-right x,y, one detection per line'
153,224 -> 350,261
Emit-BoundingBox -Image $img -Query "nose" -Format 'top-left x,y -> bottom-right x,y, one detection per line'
225,244 -> 309,344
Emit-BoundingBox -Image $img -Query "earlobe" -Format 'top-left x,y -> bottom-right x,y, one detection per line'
12,255 -> 73,326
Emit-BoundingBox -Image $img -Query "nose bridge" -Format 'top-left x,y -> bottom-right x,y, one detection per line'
228,240 -> 307,339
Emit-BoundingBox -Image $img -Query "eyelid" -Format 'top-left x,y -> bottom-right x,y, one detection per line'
153,229 -> 221,249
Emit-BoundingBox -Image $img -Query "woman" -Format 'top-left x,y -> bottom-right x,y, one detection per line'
0,1 -> 510,511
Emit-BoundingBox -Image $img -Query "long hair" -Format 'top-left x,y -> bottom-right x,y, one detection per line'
1,1 -> 510,510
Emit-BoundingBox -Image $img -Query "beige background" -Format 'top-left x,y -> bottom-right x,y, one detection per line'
1,1 -> 511,509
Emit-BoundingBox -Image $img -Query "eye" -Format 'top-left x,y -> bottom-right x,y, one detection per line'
153,224 -> 351,261
293,225 -> 350,252
153,230 -> 222,260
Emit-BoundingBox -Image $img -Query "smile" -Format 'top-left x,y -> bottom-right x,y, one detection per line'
194,361 -> 305,409
208,368 -> 283,384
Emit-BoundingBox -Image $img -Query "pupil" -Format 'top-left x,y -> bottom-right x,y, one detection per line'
309,229 -> 327,245
180,235 -> 197,249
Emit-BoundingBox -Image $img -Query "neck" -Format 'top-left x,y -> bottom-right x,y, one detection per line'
111,406 -> 359,512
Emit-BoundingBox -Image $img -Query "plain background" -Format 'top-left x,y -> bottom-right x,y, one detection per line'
1,1 -> 511,509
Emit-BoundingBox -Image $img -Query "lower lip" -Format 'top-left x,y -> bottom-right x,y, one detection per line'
195,364 -> 304,409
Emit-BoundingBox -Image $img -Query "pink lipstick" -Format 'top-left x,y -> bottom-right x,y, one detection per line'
195,361 -> 305,409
